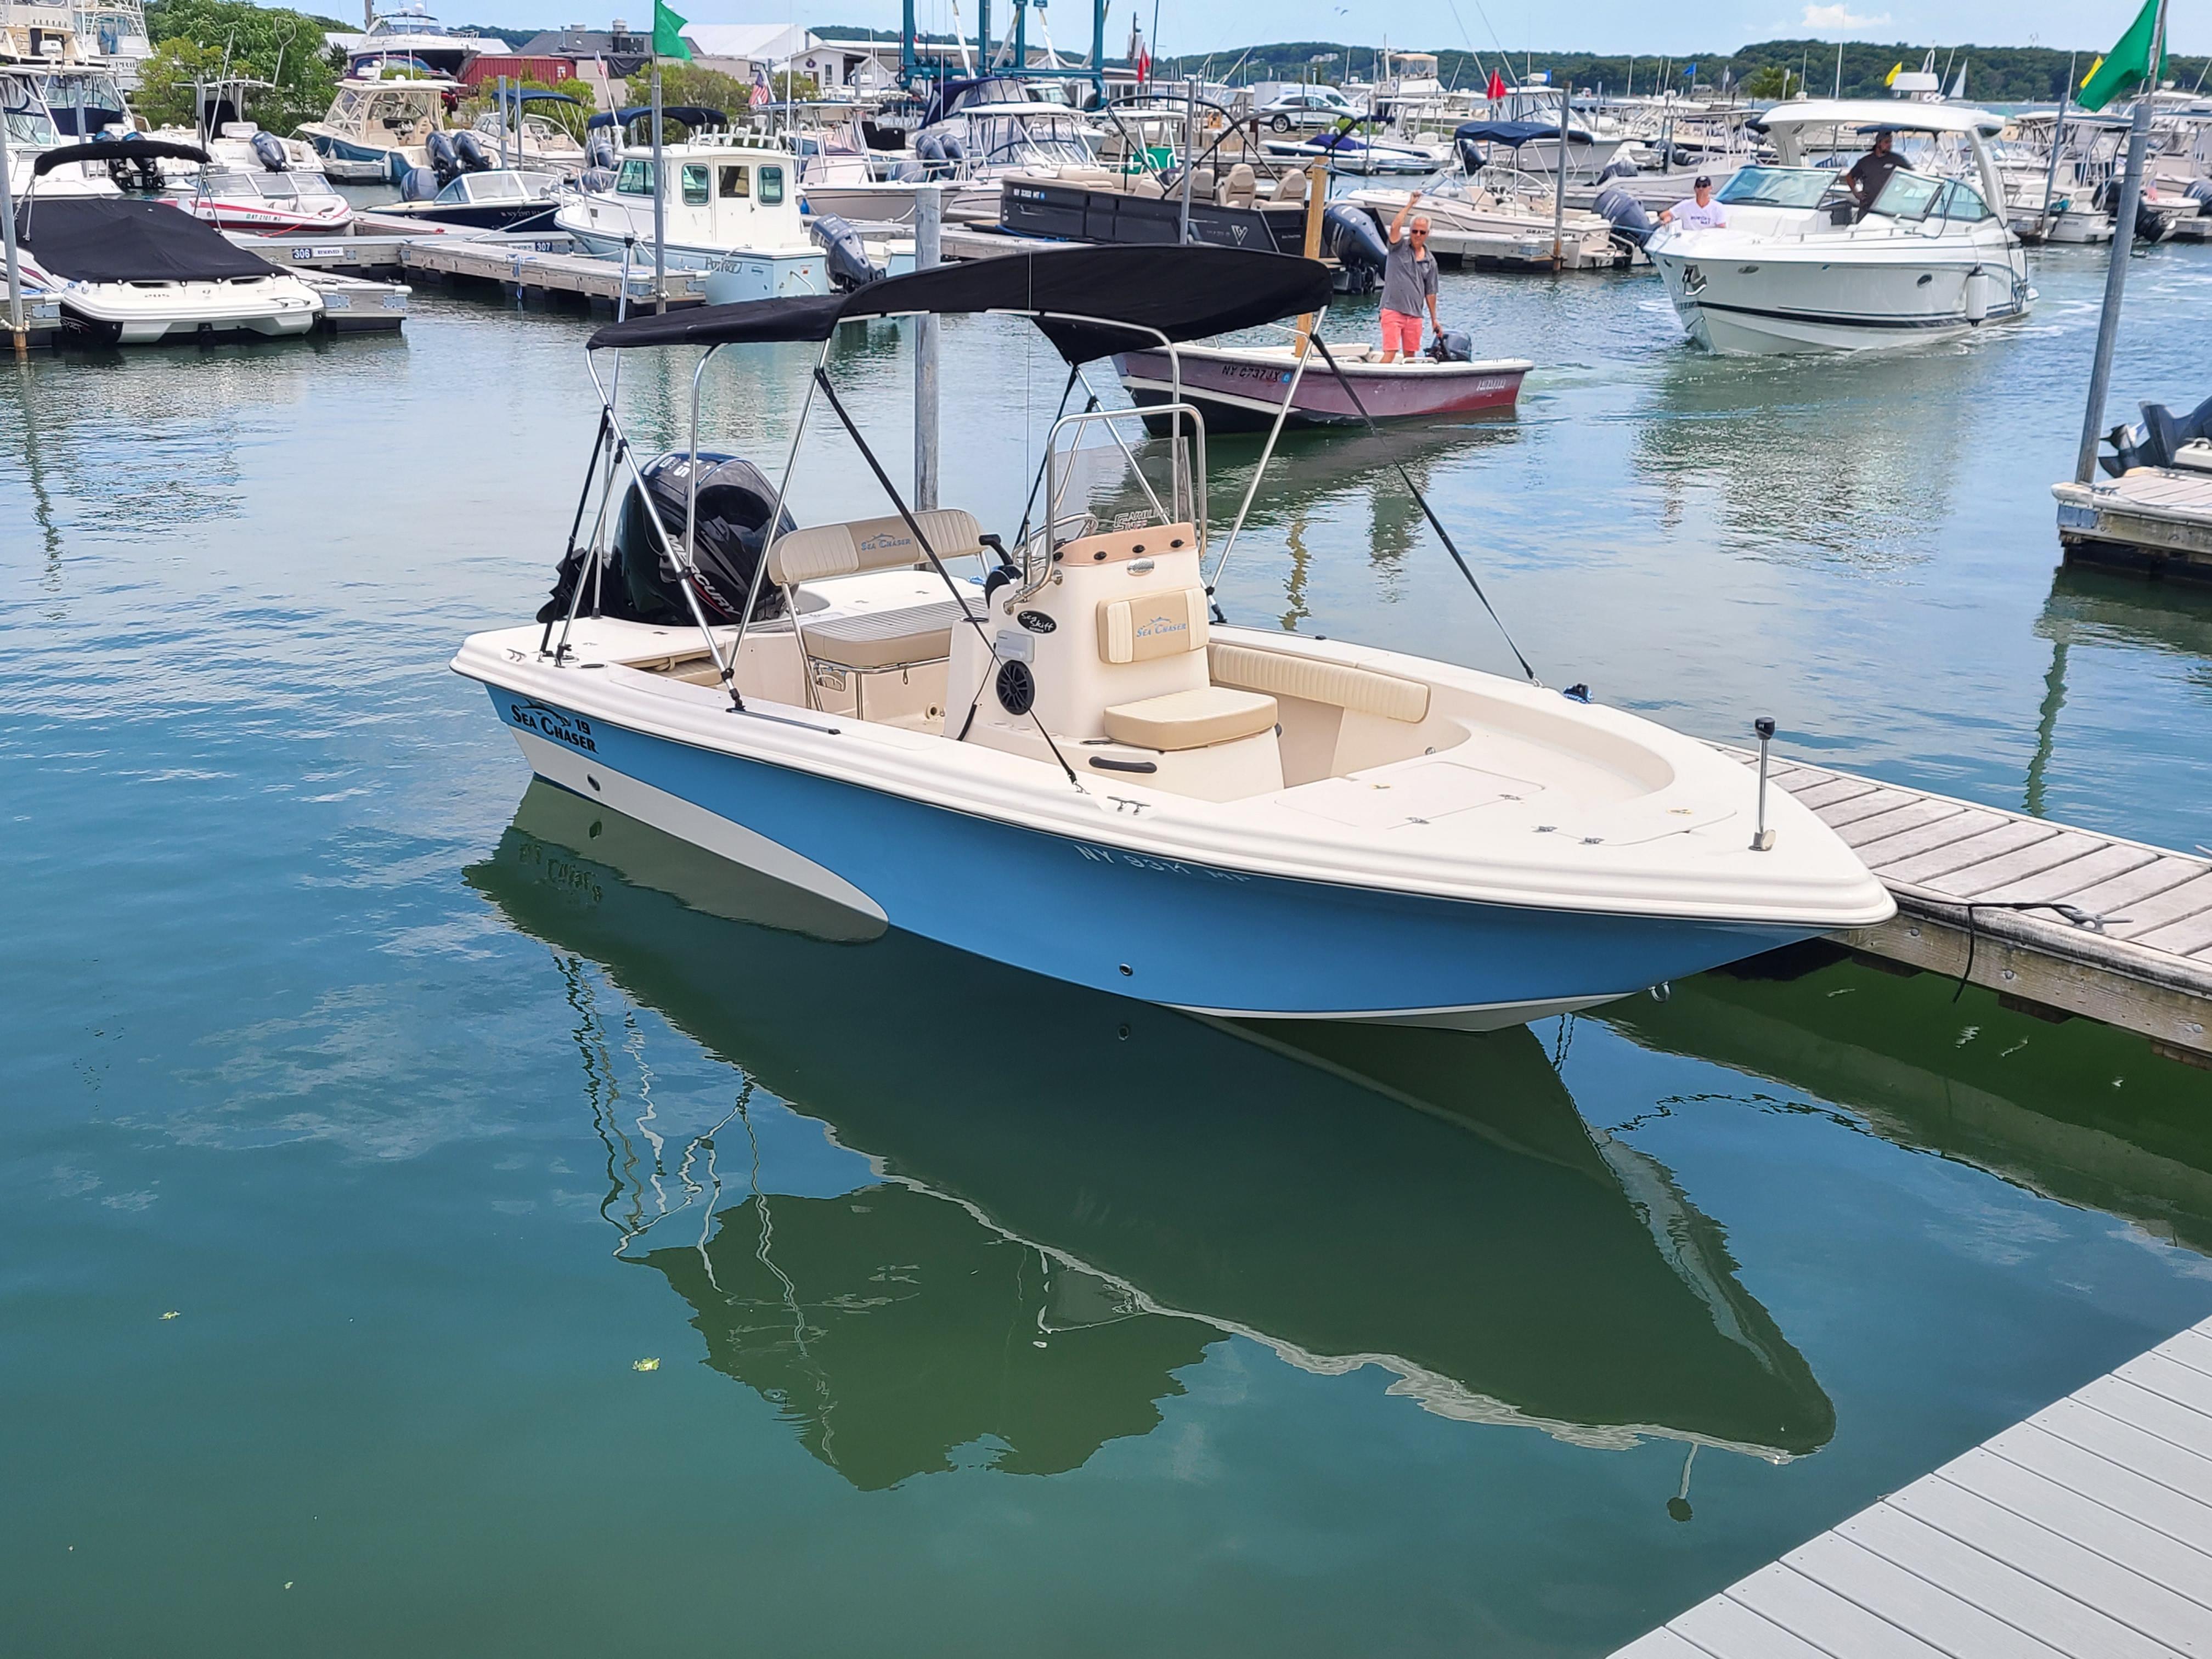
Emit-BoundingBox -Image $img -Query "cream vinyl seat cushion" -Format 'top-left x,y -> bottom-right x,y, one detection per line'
1098,586 -> 1209,663
1208,641 -> 1430,723
768,509 -> 983,586
803,596 -> 973,670
1103,686 -> 1278,751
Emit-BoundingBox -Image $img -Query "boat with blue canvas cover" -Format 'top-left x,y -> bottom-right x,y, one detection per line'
450,244 -> 1893,1028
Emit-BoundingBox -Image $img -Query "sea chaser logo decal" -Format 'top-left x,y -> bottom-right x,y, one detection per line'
1132,612 -> 1188,645
507,699 -> 599,754
855,531 -> 915,554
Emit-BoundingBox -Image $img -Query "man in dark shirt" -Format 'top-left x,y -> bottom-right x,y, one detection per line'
1844,129 -> 1910,215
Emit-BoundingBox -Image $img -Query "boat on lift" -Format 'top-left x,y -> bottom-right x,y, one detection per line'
13,140 -> 323,342
451,245 -> 1892,1029
1646,100 -> 2035,354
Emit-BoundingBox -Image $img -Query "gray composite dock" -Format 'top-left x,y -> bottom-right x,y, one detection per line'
2052,469 -> 2212,582
1740,750 -> 2212,1066
1615,1312 -> 2212,1658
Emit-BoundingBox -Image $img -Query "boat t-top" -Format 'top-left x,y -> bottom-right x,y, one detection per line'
1645,99 -> 2035,355
295,69 -> 462,184
452,244 -> 1892,1028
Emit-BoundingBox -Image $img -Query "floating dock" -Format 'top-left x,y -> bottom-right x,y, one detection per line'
1614,1310 -> 2212,1658
397,235 -> 707,308
2052,470 -> 2212,583
5,295 -> 67,352
1739,748 -> 2212,1066
300,271 -> 410,332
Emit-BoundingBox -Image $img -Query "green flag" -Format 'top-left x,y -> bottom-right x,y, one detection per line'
2077,0 -> 2166,111
652,0 -> 692,61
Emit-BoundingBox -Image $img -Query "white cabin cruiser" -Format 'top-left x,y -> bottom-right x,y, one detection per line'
14,140 -> 322,342
555,129 -> 826,303
453,245 -> 1891,1028
1646,101 -> 2033,355
296,71 -> 461,183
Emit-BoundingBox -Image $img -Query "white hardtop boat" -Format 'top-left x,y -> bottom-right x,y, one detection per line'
1646,99 -> 2034,355
328,5 -> 503,81
452,244 -> 1891,1028
295,70 -> 461,183
799,75 -> 1098,225
14,139 -> 322,342
555,126 -> 826,303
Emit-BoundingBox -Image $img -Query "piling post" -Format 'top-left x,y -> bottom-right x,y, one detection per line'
1293,157 -> 1325,353
0,144 -> 24,356
2073,54 -> 2159,483
1551,82 -> 1570,270
913,183 -> 941,511
651,60 -> 667,314
2036,55 -> 2074,242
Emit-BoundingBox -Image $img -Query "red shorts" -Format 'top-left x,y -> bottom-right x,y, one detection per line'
1380,308 -> 1423,354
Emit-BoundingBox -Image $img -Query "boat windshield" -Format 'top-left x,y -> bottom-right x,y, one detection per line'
1870,169 -> 1944,222
616,157 -> 654,195
2,75 -> 59,149
1714,166 -> 1835,209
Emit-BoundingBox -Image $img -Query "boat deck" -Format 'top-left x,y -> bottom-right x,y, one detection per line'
1613,1310 -> 2212,1658
2052,470 -> 2212,582
1733,747 -> 2212,1065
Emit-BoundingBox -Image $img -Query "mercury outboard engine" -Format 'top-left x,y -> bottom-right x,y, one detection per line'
538,452 -> 794,629
426,129 -> 460,185
586,131 -> 618,172
1594,184 -> 1655,249
1322,202 -> 1389,294
1454,134 -> 1485,174
2100,392 -> 2212,477
1595,156 -> 1639,182
810,214 -> 883,290
250,129 -> 289,173
2094,177 -> 2168,244
400,166 -> 441,201
1425,329 -> 1474,363
913,130 -> 949,178
2188,178 -> 2212,215
452,129 -> 494,172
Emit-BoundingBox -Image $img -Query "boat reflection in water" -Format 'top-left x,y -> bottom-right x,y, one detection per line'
1607,945 -> 2212,1256
467,781 -> 1834,1492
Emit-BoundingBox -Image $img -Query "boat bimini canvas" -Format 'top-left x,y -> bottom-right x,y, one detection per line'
1646,101 -> 2035,355
452,245 -> 1892,1028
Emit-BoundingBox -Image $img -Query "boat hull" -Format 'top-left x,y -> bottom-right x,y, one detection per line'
1649,240 -> 2035,354
1116,346 -> 1530,431
487,690 -> 1816,1027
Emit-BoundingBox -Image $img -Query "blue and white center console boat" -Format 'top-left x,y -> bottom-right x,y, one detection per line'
453,245 -> 1892,1027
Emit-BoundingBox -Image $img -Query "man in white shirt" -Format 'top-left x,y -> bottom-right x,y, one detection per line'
1658,176 -> 1728,230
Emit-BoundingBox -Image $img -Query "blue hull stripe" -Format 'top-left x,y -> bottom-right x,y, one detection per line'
492,690 -> 1813,1015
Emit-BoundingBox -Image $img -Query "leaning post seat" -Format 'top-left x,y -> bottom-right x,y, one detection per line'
767,510 -> 986,707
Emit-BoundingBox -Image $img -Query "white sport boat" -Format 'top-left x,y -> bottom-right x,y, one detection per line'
1646,101 -> 2034,355
14,140 -> 323,342
452,245 -> 1892,1029
554,128 -> 827,303
151,124 -> 351,234
295,71 -> 462,184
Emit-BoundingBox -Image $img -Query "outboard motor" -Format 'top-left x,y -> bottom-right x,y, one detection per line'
400,166 -> 441,202
1425,329 -> 1474,363
1322,202 -> 1389,294
1454,134 -> 1486,174
1594,184 -> 1655,249
452,129 -> 495,172
250,129 -> 289,173
2100,392 -> 2212,477
810,213 -> 884,290
426,129 -> 460,185
2190,179 -> 2212,215
103,132 -> 164,193
578,166 -> 617,194
538,452 -> 794,629
1596,156 -> 1639,182
2094,177 -> 2169,243
586,131 -> 618,172
913,130 -> 949,178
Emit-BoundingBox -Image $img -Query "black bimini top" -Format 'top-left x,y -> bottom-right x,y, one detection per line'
16,198 -> 278,283
32,138 -> 211,176
586,244 -> 1337,366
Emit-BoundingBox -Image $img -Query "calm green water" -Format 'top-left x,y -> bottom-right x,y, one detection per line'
6,244 -> 2212,1656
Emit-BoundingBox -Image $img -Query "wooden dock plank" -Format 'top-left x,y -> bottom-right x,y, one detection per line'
1609,1630 -> 1712,1659
1729,1562 -> 1955,1658
1790,775 -> 1887,811
1945,832 -> 2153,900
2102,875 -> 2212,945
2038,856 -> 2211,922
1836,1505 -> 2180,1658
1663,1595 -> 1847,1659
1820,787 -> 1932,830
1987,1428 -> 2212,1557
1847,807 -> 2014,868
1956,840 -> 2168,904
1835,798 -> 1972,849
1939,1455 -> 2212,1607
2134,907 -> 2212,960
1786,1531 -> 2075,1657
1874,819 -> 2064,888
1882,1480 -> 2212,1653
1611,1317 -> 2212,1659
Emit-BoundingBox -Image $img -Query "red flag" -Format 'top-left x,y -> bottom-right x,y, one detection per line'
1486,69 -> 1506,101
1137,44 -> 1150,85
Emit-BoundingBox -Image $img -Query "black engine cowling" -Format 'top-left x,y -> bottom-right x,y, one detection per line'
810,213 -> 884,290
250,130 -> 288,173
1594,184 -> 1655,249
426,129 -> 460,185
1323,203 -> 1389,294
452,129 -> 494,172
2101,392 -> 2212,476
539,452 -> 793,628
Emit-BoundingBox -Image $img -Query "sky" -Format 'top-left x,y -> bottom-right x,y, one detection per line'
459,0 -> 2205,61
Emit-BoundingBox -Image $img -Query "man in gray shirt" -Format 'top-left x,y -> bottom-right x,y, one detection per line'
1380,191 -> 1441,362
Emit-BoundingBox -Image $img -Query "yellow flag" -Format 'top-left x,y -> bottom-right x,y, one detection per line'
2080,54 -> 2104,89
1884,61 -> 1902,85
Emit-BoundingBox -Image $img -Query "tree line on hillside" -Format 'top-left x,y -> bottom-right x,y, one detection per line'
1151,38 -> 2209,103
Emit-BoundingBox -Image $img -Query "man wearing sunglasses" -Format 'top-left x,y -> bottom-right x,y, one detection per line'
1380,191 -> 1442,363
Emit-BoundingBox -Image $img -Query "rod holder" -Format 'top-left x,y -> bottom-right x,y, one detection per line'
1750,716 -> 1776,851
